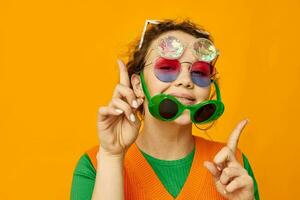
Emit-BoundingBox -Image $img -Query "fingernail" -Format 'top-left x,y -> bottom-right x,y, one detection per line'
223,189 -> 227,194
130,114 -> 136,122
138,98 -> 144,106
132,100 -> 138,108
115,109 -> 123,114
217,166 -> 222,171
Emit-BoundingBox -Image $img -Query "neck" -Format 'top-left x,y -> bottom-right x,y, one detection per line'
136,115 -> 195,160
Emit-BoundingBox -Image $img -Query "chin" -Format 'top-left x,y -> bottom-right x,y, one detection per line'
173,111 -> 192,126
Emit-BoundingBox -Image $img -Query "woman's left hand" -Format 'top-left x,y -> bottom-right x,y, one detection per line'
204,119 -> 255,200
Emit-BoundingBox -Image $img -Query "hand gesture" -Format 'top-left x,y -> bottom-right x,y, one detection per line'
204,119 -> 255,200
97,59 -> 144,157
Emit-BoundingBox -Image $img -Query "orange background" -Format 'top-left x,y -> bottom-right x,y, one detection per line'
1,0 -> 299,199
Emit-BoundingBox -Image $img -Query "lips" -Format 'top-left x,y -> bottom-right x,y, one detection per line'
167,93 -> 196,105
175,97 -> 196,105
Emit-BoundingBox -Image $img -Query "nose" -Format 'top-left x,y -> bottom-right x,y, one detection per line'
173,63 -> 194,89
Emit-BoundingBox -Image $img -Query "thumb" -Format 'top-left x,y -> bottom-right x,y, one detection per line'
203,161 -> 221,179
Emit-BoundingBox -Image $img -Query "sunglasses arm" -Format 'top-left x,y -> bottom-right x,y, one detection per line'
212,80 -> 222,102
140,71 -> 153,106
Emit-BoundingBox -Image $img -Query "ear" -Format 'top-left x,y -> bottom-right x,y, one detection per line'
131,74 -> 145,98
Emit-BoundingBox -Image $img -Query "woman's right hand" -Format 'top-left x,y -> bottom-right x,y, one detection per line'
97,59 -> 144,158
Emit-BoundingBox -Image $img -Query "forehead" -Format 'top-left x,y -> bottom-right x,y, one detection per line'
154,30 -> 197,46
149,30 -> 197,49
145,30 -> 198,60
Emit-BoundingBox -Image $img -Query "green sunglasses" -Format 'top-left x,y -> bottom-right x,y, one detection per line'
140,71 -> 225,124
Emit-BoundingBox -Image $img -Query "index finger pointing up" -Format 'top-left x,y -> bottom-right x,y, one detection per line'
117,59 -> 130,87
227,119 -> 249,154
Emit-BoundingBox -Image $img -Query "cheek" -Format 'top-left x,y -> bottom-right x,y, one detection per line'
144,70 -> 170,96
195,86 -> 211,101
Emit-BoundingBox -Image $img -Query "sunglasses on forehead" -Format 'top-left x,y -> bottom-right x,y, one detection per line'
138,19 -> 212,50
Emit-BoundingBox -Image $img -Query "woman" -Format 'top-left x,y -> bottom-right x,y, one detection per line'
71,19 -> 259,200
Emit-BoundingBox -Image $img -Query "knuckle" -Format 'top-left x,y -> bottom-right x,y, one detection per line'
230,161 -> 241,168
122,103 -> 131,113
226,146 -> 234,154
117,84 -> 135,98
240,174 -> 250,184
111,97 -> 119,104
128,89 -> 135,97
234,178 -> 242,186
224,167 -> 231,176
220,176 -> 227,184
119,83 -> 128,89
222,146 -> 231,155
124,87 -> 134,97
116,83 -> 122,89
114,84 -> 121,93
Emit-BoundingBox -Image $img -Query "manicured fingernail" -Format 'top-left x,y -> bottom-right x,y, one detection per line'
132,100 -> 138,108
115,109 -> 123,114
217,166 -> 222,171
130,114 -> 136,122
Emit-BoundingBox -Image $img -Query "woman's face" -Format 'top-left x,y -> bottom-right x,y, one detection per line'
139,30 -> 212,125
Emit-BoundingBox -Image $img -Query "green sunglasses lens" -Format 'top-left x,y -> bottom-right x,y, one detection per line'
194,103 -> 216,123
159,98 -> 179,119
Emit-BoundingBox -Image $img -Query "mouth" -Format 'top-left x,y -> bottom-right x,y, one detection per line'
175,97 -> 196,105
167,93 -> 196,105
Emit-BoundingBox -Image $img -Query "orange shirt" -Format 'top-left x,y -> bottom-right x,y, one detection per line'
86,135 -> 243,200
